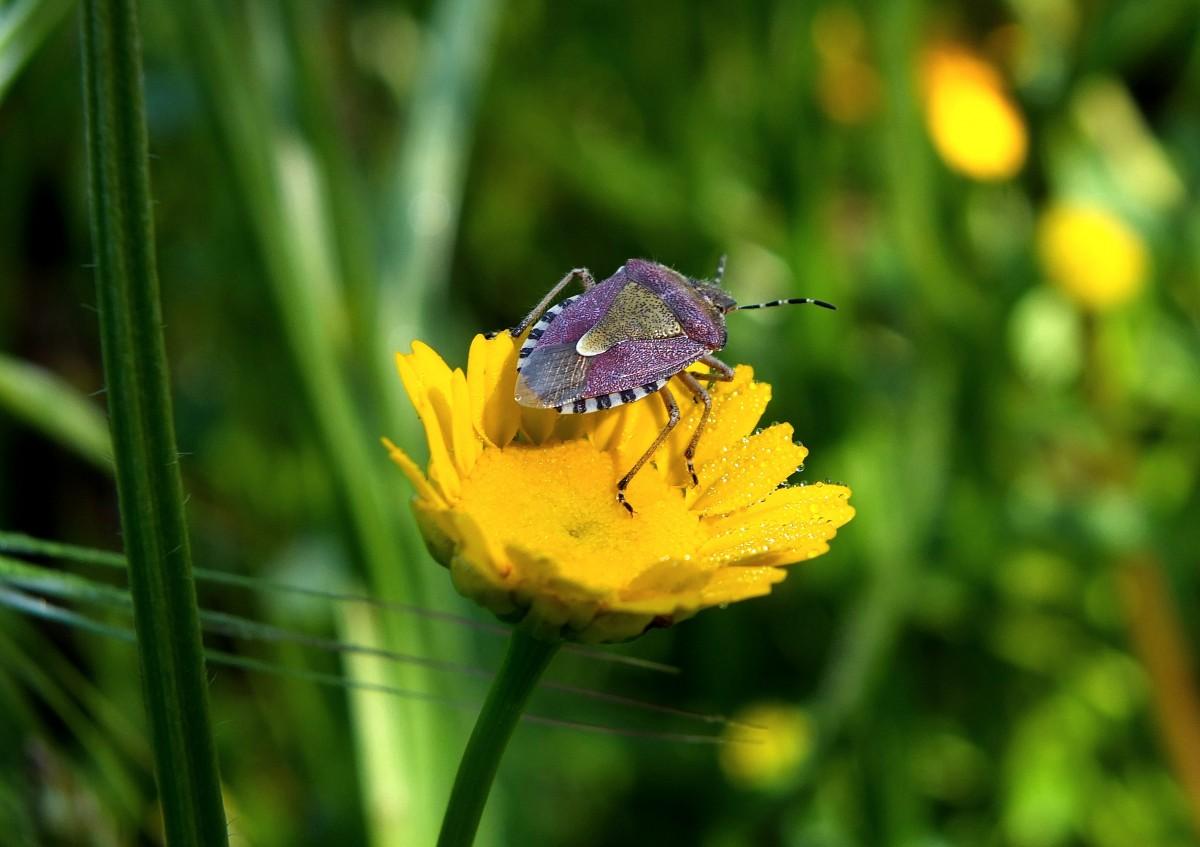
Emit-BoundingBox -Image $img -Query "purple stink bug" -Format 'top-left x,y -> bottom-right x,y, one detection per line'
505,258 -> 835,512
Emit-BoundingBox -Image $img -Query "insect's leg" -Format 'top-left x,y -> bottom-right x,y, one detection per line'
677,372 -> 712,486
502,267 -> 596,338
616,388 -> 681,514
697,353 -> 735,393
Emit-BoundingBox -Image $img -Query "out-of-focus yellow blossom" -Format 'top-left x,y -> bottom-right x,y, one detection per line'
384,333 -> 853,643
812,5 -> 881,125
720,702 -> 813,789
1037,204 -> 1148,311
920,44 -> 1028,180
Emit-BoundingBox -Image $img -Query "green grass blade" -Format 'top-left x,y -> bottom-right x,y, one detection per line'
0,554 -> 725,727
0,530 -> 682,674
0,614 -> 145,821
79,0 -> 228,843
375,0 -> 503,423
276,0 -> 376,345
0,585 -> 729,747
0,353 -> 111,470
0,0 -> 75,102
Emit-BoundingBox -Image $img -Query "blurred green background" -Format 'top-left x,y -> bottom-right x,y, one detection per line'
3,0 -> 1200,844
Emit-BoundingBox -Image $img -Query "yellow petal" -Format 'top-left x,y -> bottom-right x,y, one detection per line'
504,545 -> 607,633
411,343 -> 473,476
449,368 -> 482,474
518,407 -> 560,444
694,375 -> 770,468
618,559 -> 712,606
689,424 -> 808,516
609,388 -> 675,480
395,349 -> 461,500
380,437 -> 445,507
699,566 -> 788,607
700,482 -> 854,566
663,366 -> 769,487
468,334 -> 522,447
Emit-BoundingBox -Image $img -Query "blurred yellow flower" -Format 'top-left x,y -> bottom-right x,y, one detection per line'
720,701 -> 813,788
1038,204 -> 1148,311
920,44 -> 1028,180
385,333 -> 853,643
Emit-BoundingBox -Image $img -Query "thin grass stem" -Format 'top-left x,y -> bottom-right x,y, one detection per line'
0,586 -> 729,747
0,530 -> 680,674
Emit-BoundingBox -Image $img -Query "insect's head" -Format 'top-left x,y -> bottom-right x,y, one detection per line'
689,279 -> 739,314
687,254 -> 739,314
693,255 -> 838,315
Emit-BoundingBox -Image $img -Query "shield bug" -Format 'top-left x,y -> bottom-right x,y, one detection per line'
505,258 -> 835,513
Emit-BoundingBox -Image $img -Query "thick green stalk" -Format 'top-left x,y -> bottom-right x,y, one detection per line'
437,629 -> 560,847
80,1 -> 228,844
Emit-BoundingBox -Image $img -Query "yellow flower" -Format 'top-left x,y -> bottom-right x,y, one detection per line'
1037,203 -> 1148,311
720,701 -> 813,789
920,44 -> 1027,181
384,333 -> 853,643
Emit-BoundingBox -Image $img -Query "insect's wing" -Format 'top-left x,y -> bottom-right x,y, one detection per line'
514,342 -> 591,408
583,337 -> 710,396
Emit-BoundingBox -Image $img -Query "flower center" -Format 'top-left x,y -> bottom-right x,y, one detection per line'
457,440 -> 709,591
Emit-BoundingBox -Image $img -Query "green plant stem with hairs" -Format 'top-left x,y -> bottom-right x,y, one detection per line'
80,0 -> 228,843
438,629 -> 560,847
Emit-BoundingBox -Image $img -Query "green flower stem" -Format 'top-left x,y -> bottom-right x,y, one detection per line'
80,0 -> 228,844
438,629 -> 560,847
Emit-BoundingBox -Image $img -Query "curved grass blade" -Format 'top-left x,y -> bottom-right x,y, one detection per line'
0,615 -> 144,820
0,586 -> 729,746
0,554 -> 738,729
0,530 -> 680,674
80,0 -> 227,842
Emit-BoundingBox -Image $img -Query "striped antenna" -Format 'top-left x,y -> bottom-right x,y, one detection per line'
733,297 -> 837,311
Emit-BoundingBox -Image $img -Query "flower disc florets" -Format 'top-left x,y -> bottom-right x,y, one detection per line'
385,333 -> 853,643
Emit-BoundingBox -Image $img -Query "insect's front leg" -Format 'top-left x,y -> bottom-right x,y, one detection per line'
696,353 -> 735,394
616,388 -> 681,514
486,267 -> 595,340
677,372 -> 712,485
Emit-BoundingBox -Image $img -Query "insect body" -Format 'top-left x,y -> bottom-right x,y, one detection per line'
508,258 -> 834,513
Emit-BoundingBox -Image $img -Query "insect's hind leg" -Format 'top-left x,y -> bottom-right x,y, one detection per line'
485,267 -> 596,339
616,388 -> 681,514
678,361 -> 734,486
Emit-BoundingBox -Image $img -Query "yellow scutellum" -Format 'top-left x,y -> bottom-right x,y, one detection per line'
384,333 -> 854,643
1038,203 -> 1148,312
920,44 -> 1027,181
